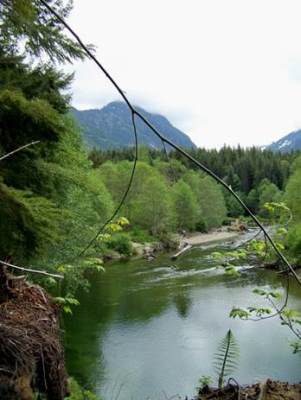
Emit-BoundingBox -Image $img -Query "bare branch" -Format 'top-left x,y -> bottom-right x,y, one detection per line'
0,260 -> 63,279
0,141 -> 40,162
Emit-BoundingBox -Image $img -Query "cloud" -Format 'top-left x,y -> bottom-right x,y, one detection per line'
68,0 -> 301,148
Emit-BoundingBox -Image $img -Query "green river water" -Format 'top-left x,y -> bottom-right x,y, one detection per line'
64,238 -> 301,399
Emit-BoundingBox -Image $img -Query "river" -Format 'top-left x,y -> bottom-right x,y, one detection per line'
64,238 -> 301,400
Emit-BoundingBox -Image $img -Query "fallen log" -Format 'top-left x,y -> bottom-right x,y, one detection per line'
171,244 -> 192,260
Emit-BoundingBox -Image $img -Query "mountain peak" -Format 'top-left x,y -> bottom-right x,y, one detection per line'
265,130 -> 301,153
71,102 -> 196,150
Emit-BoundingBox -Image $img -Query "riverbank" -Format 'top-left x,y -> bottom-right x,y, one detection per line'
181,229 -> 240,247
129,228 -> 241,261
102,228 -> 243,262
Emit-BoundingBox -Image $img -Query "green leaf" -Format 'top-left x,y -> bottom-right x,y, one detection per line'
63,305 -> 72,314
253,288 -> 267,296
53,296 -> 66,304
229,308 -> 250,319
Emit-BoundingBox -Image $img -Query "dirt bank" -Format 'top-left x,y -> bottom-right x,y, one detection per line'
197,380 -> 301,400
0,266 -> 68,400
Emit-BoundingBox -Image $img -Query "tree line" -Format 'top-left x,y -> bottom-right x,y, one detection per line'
90,146 -> 299,216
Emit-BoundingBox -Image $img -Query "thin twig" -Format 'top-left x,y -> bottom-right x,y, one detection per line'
245,275 -> 290,322
0,141 -> 40,162
0,260 -> 63,279
40,346 -> 48,390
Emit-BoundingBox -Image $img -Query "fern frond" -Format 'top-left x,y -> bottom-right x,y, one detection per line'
213,329 -> 239,389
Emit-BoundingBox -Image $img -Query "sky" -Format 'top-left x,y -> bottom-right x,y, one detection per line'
67,0 -> 301,149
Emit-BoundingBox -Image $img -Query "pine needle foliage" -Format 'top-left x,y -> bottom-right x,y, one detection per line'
213,329 -> 239,389
0,0 -> 88,63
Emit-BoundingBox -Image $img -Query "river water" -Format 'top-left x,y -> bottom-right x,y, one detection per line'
64,239 -> 301,400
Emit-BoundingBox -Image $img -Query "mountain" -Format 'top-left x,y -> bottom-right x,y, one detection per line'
265,130 -> 301,153
71,101 -> 196,150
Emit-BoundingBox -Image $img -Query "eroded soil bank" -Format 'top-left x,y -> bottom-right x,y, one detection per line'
198,380 -> 301,400
0,266 -> 68,400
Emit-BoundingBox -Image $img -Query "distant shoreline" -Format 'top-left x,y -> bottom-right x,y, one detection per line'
129,228 -> 241,262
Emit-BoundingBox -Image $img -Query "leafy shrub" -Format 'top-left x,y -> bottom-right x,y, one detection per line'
106,233 -> 133,256
287,223 -> 301,264
129,227 -> 154,243
157,231 -> 179,250
67,378 -> 98,400
195,219 -> 208,233
222,217 -> 234,226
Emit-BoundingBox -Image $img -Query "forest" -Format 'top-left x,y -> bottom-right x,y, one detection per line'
0,1 -> 301,399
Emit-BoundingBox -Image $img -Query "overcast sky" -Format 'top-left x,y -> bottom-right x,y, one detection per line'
67,0 -> 301,148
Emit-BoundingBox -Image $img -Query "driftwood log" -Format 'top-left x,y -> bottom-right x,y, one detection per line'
171,244 -> 192,260
0,265 -> 69,400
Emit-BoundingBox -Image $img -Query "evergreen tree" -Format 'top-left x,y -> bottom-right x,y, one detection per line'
0,0 -> 114,266
0,0 -> 86,62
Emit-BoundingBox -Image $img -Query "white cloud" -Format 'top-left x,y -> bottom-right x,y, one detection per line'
67,0 -> 301,148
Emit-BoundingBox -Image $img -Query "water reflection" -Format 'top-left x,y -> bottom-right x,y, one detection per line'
173,291 -> 192,319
